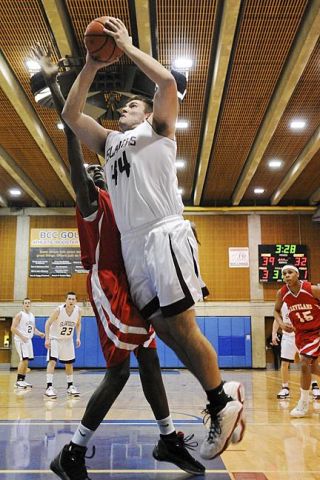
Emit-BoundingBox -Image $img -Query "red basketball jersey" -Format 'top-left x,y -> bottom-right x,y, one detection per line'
280,281 -> 320,333
76,188 -> 156,367
76,188 -> 124,272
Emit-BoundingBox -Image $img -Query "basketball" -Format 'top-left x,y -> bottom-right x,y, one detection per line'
84,16 -> 123,62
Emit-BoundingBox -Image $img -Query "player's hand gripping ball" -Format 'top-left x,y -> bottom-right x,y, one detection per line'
84,16 -> 123,62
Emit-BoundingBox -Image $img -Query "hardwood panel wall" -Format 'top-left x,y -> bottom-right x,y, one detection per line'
186,215 -> 250,301
0,217 -> 16,301
27,216 -> 87,302
261,215 -> 320,301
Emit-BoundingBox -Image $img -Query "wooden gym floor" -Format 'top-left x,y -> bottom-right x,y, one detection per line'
0,368 -> 319,479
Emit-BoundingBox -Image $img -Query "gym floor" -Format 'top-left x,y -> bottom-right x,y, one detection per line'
0,368 -> 319,479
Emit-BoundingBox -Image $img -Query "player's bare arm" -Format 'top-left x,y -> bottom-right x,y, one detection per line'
33,44 -> 101,218
11,313 -> 27,342
104,17 -> 178,139
45,309 -> 59,348
34,327 -> 45,338
76,313 -> 82,347
62,53 -> 115,156
311,285 -> 320,300
271,319 -> 280,345
274,291 -> 294,333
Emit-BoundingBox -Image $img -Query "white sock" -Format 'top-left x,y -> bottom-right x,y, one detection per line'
47,374 -> 53,385
300,388 -> 309,403
72,423 -> 94,447
282,383 -> 289,388
156,415 -> 175,436
66,375 -> 73,384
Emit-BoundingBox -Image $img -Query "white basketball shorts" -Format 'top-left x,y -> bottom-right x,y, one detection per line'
121,216 -> 204,319
14,338 -> 34,361
47,338 -> 75,363
281,332 -> 297,362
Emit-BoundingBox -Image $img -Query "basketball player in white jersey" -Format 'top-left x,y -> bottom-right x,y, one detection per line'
11,298 -> 45,389
62,17 -> 244,459
272,302 -> 320,400
44,292 -> 81,399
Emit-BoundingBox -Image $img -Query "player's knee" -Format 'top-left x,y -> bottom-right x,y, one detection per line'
137,349 -> 160,375
107,362 -> 130,387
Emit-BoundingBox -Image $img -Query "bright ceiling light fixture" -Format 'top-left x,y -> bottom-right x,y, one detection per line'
268,159 -> 283,169
290,119 -> 306,130
254,187 -> 265,194
176,120 -> 189,129
57,122 -> 64,130
9,188 -> 21,196
175,160 -> 186,169
173,58 -> 193,70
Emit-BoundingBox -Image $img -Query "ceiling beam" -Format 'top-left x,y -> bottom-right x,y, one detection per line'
0,146 -> 47,207
309,184 -> 320,206
232,0 -> 320,205
41,0 -> 78,57
271,125 -> 320,205
0,50 -> 75,200
193,0 -> 241,205
0,205 -> 315,216
134,0 -> 152,55
0,194 -> 8,207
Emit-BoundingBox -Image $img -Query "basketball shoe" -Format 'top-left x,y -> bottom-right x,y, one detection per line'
15,380 -> 32,389
311,382 -> 320,400
290,399 -> 309,418
50,442 -> 94,480
67,385 -> 80,397
45,386 -> 57,399
200,392 -> 243,459
153,431 -> 205,475
277,386 -> 290,399
223,381 -> 246,444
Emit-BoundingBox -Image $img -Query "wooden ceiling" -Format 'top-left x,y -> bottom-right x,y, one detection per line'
0,0 -> 319,210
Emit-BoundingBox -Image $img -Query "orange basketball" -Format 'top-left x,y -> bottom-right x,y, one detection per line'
84,16 -> 123,63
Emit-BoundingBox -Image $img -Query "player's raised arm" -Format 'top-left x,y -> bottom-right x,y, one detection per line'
32,45 -> 101,217
62,53 -> 115,157
104,17 -> 178,139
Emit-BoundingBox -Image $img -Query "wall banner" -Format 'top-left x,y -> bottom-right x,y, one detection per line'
29,228 -> 86,277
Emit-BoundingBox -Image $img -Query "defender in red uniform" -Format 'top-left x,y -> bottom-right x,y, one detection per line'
33,45 -> 205,479
274,264 -> 320,418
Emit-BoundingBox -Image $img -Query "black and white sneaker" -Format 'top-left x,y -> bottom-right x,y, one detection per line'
50,442 -> 95,480
153,432 -> 205,476
277,387 -> 290,399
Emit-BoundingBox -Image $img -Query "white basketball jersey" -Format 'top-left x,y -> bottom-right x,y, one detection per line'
104,120 -> 183,234
281,302 -> 294,337
49,304 -> 79,340
14,311 -> 35,340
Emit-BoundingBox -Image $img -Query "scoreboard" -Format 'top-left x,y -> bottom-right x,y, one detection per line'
258,244 -> 308,283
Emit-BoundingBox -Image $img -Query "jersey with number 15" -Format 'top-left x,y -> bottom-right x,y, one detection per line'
281,281 -> 320,333
49,304 -> 80,340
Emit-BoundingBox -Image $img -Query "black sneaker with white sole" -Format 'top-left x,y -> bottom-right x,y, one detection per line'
153,431 -> 205,476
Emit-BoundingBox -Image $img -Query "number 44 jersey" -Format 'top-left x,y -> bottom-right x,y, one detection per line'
49,305 -> 80,340
104,120 -> 183,235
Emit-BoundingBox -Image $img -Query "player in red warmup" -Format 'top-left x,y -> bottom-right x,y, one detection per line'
32,44 -> 205,479
274,264 -> 320,418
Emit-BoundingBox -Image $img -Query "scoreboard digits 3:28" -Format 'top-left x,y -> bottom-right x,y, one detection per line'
258,244 -> 308,282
